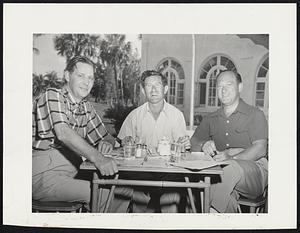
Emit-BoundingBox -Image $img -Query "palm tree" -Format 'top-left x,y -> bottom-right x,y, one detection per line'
54,34 -> 101,62
32,71 -> 64,100
100,34 -> 132,104
53,34 -> 138,105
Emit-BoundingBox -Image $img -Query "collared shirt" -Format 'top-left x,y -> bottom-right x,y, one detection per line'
117,100 -> 187,150
191,99 -> 268,186
192,99 -> 268,151
32,86 -> 110,151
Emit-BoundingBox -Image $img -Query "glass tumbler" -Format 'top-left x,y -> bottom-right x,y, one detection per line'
123,145 -> 136,158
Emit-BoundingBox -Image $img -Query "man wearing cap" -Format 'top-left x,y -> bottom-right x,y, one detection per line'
191,70 -> 268,213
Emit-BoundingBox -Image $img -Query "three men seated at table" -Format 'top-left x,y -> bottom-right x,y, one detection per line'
32,55 -> 268,213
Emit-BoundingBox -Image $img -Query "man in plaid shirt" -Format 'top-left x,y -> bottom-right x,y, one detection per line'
32,56 -> 123,211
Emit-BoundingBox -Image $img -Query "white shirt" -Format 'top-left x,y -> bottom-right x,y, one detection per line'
118,101 -> 187,150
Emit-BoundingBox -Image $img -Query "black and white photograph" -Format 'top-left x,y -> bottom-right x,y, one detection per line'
3,3 -> 296,230
31,33 -> 269,215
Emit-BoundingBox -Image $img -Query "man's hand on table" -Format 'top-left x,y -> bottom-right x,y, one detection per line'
98,141 -> 113,154
177,135 -> 191,150
202,140 -> 218,157
213,148 -> 245,162
201,140 -> 240,161
213,150 -> 230,161
94,155 -> 118,176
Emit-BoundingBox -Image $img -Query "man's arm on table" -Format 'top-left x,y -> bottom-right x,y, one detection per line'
218,109 -> 268,161
214,139 -> 267,162
54,124 -> 118,176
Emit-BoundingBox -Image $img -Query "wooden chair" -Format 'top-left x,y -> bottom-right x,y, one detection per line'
32,200 -> 83,213
237,187 -> 268,213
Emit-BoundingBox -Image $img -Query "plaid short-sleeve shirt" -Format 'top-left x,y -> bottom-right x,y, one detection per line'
32,86 -> 110,151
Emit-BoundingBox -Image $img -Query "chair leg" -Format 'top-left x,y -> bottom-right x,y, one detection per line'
200,190 -> 204,213
97,188 -> 104,213
256,207 -> 260,213
104,174 -> 119,213
92,173 -> 99,212
184,177 -> 196,213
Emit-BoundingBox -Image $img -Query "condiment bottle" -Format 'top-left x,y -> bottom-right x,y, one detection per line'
142,144 -> 147,157
135,144 -> 142,158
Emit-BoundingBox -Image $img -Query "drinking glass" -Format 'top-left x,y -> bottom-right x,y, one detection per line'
123,145 -> 136,158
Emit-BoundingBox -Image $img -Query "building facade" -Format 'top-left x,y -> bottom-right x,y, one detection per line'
140,34 -> 269,126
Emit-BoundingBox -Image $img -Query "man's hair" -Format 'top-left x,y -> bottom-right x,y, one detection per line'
65,55 -> 95,73
216,70 -> 242,84
140,70 -> 168,87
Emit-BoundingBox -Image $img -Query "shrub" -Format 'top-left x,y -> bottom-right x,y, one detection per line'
33,72 -> 65,99
104,103 -> 137,134
194,114 -> 203,125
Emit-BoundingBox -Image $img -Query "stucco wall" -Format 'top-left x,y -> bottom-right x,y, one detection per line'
141,34 -> 268,123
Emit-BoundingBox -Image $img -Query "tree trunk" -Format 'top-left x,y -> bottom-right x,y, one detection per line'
120,68 -> 124,105
113,63 -> 118,102
133,83 -> 136,105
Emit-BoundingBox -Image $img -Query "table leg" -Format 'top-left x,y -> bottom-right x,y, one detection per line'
197,179 -> 204,213
184,176 -> 197,213
92,172 -> 99,213
204,176 -> 211,213
200,189 -> 204,213
103,174 -> 119,213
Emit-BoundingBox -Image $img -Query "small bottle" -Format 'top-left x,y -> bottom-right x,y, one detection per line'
135,144 -> 142,158
142,144 -> 147,157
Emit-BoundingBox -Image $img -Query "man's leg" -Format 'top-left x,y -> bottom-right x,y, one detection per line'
107,187 -> 134,213
234,160 -> 264,199
131,189 -> 151,213
210,160 -> 243,213
33,171 -> 92,203
160,191 -> 181,213
210,160 -> 264,213
158,173 -> 183,213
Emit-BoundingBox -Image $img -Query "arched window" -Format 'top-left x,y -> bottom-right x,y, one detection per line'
197,55 -> 237,108
255,56 -> 269,116
157,58 -> 185,105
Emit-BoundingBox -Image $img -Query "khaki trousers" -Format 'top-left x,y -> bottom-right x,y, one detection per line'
32,148 -> 129,212
210,159 -> 266,213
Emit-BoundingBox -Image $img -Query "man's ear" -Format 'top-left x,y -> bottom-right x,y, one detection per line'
64,71 -> 70,82
238,82 -> 243,93
164,85 -> 169,95
141,85 -> 146,96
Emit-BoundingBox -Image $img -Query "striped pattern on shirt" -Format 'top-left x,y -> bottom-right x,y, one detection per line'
32,87 -> 109,150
